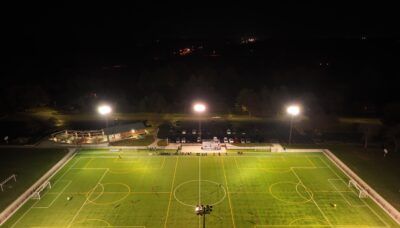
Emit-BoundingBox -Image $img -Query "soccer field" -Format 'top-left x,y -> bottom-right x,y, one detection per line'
4,150 -> 399,227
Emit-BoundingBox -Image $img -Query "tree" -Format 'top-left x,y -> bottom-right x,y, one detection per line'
259,86 -> 272,116
384,125 -> 400,153
358,124 -> 381,149
236,89 -> 260,116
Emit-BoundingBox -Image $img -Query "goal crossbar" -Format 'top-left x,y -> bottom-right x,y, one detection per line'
31,181 -> 51,200
0,174 -> 17,192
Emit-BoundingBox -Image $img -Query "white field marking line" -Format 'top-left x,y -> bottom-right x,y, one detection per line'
84,157 -> 94,168
222,157 -> 236,228
253,225 -> 388,227
307,156 -> 317,168
30,226 -> 146,228
45,191 -> 171,194
67,168 -> 109,228
235,155 -> 330,170
290,168 -> 333,227
327,179 -> 367,208
71,157 -> 166,170
32,180 -> 72,209
164,157 -> 179,228
319,157 -> 390,228
198,156 -> 201,228
10,154 -> 80,228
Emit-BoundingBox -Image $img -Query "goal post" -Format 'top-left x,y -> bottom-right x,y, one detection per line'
348,179 -> 368,198
0,174 -> 17,192
31,181 -> 51,200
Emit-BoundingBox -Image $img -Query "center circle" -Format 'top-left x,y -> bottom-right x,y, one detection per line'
174,180 -> 226,207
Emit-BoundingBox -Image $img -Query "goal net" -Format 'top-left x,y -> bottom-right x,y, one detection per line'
31,181 -> 52,200
348,179 -> 368,198
0,174 -> 17,192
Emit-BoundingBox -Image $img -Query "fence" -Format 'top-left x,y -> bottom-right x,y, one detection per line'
323,149 -> 400,224
0,148 -> 77,226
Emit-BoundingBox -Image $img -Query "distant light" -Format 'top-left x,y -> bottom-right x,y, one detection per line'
193,103 -> 206,113
98,105 -> 112,115
195,206 -> 201,212
287,105 -> 300,116
131,129 -> 136,133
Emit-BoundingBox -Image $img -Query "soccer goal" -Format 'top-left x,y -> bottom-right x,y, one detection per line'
0,174 -> 17,192
348,179 -> 368,198
31,181 -> 52,200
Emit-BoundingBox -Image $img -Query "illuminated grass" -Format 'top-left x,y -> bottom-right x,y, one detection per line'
4,150 -> 399,227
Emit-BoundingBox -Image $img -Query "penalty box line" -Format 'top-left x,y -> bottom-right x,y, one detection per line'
290,168 -> 333,227
67,168 -> 109,228
10,153 -> 80,228
319,157 -> 391,228
32,180 -> 72,209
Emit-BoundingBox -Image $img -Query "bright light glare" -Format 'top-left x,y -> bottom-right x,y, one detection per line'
98,105 -> 112,115
287,105 -> 300,116
193,103 -> 206,113
195,206 -> 201,212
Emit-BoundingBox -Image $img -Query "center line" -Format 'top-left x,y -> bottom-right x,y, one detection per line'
199,157 -> 201,228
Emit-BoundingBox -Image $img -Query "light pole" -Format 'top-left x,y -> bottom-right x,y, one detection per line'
287,105 -> 300,145
195,204 -> 213,228
193,103 -> 206,142
98,104 -> 112,142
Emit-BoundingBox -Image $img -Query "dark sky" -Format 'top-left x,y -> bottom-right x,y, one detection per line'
2,2 -> 399,50
1,2 -> 399,82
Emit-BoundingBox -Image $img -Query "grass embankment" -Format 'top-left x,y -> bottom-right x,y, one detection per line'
0,148 -> 68,211
109,135 -> 155,146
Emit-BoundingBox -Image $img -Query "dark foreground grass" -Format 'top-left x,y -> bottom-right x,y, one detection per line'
0,148 -> 68,211
4,149 -> 398,227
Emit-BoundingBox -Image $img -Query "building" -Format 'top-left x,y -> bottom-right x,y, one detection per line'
50,122 -> 148,144
104,122 -> 148,142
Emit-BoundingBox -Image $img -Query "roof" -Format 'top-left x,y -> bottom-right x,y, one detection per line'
103,122 -> 147,135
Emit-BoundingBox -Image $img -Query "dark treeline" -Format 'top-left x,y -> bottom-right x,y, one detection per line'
1,38 -> 400,120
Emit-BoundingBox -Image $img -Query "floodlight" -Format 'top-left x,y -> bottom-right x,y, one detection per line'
98,105 -> 112,115
193,103 -> 206,113
287,105 -> 300,116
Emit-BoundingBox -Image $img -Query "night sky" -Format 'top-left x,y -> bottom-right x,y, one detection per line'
1,2 -> 400,115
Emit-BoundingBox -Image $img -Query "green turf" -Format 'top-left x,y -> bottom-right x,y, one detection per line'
4,150 -> 399,227
284,144 -> 400,211
0,148 -> 68,212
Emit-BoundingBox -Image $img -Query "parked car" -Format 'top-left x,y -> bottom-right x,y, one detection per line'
228,138 -> 234,143
181,137 -> 186,143
226,129 -> 231,135
246,138 -> 251,143
213,136 -> 218,142
176,138 -> 181,143
182,130 -> 186,135
192,129 -> 197,134
197,137 -> 201,143
223,137 -> 228,143
240,138 -> 245,143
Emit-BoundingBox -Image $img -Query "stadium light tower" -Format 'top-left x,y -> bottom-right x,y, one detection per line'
195,204 -> 213,228
287,105 -> 300,145
98,104 -> 112,128
193,103 -> 206,142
